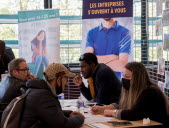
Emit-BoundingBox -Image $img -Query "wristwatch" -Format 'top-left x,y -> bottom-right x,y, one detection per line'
112,109 -> 118,117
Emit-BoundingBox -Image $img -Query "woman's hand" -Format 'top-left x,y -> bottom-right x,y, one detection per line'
42,48 -> 47,56
33,48 -> 40,55
103,109 -> 113,117
42,52 -> 46,56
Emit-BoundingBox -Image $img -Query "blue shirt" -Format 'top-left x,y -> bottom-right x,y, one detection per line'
86,21 -> 131,79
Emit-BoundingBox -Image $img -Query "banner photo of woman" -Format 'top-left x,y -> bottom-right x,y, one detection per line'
18,9 -> 60,77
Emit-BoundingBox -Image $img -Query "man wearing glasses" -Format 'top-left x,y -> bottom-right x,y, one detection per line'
0,58 -> 35,105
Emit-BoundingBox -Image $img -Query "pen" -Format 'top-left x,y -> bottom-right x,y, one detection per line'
93,102 -> 96,107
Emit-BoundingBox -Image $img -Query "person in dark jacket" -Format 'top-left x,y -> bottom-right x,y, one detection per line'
5,46 -> 15,61
0,58 -> 35,121
0,40 -> 11,80
73,53 -> 121,105
21,63 -> 84,128
91,62 -> 169,127
0,58 -> 35,104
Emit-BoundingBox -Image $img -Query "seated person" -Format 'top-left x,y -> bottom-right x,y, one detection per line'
74,53 -> 121,105
0,58 -> 35,104
91,62 -> 169,127
5,46 -> 15,61
0,40 -> 11,80
21,63 -> 84,128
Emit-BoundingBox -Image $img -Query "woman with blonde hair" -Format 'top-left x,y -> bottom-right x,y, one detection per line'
91,62 -> 169,127
0,40 -> 10,80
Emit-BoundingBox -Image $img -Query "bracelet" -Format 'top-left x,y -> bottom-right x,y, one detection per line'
112,109 -> 118,117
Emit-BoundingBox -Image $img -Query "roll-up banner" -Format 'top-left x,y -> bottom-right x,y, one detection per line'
82,0 -> 133,79
18,9 -> 60,77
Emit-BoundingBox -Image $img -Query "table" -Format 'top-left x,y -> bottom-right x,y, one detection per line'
82,119 -> 162,128
62,99 -> 163,128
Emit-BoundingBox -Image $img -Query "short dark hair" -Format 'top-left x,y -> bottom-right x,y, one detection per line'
79,53 -> 98,65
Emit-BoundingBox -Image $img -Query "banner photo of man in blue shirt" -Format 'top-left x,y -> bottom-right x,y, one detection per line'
82,0 -> 133,80
85,18 -> 132,79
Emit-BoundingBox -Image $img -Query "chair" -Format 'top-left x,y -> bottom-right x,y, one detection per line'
0,103 -> 8,123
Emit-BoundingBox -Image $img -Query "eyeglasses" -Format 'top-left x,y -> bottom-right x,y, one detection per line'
15,68 -> 30,72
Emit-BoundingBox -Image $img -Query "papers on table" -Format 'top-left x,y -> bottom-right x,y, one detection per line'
86,123 -> 111,128
63,99 -> 112,127
85,115 -> 112,124
63,99 -> 77,107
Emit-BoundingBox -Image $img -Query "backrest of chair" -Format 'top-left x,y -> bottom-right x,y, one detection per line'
0,103 -> 10,123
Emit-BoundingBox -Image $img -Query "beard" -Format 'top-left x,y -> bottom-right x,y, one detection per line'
84,71 -> 92,79
56,80 -> 63,95
56,85 -> 63,95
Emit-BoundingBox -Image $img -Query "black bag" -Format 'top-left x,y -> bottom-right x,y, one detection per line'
1,90 -> 30,128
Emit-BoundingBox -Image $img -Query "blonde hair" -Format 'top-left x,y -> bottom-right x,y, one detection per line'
119,62 -> 169,114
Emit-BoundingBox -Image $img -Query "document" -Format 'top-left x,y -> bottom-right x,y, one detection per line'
85,115 -> 112,124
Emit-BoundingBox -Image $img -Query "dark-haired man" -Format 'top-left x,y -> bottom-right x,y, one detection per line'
74,53 -> 121,105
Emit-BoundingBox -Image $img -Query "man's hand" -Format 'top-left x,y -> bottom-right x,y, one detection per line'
91,105 -> 105,115
70,111 -> 85,119
73,75 -> 83,87
26,74 -> 36,80
29,74 -> 36,79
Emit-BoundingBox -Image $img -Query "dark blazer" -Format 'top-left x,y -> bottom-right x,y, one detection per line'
80,63 -> 121,105
5,46 -> 15,61
0,54 -> 10,79
0,75 -> 26,104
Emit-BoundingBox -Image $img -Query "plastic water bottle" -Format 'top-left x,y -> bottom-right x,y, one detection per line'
58,93 -> 64,108
77,96 -> 84,113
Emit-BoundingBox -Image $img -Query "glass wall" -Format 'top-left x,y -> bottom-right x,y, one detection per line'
0,0 -> 43,14
0,0 -> 164,64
